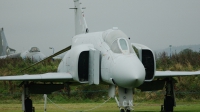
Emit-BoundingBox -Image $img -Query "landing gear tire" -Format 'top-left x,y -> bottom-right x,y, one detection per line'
126,109 -> 131,112
120,109 -> 125,112
164,96 -> 174,112
161,105 -> 164,112
120,109 -> 131,112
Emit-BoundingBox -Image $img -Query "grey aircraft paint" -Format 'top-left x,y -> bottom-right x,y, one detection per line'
0,28 -> 45,62
0,28 -> 8,56
0,28 -> 15,56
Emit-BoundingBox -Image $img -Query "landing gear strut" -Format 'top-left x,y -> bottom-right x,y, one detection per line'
161,78 -> 176,112
115,86 -> 133,112
22,82 -> 33,112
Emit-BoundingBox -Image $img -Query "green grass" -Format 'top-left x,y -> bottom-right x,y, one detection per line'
1,50 -> 200,112
0,102 -> 199,112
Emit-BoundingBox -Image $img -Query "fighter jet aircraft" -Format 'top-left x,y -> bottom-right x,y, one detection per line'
0,0 -> 200,112
0,28 -> 46,62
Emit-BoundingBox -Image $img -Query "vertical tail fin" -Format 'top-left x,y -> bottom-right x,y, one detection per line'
0,28 -> 15,56
72,0 -> 89,35
0,28 -> 9,56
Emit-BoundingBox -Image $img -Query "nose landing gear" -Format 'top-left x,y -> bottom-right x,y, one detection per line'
115,87 -> 134,112
120,108 -> 131,112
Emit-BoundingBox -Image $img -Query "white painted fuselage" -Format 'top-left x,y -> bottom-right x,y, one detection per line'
20,50 -> 46,62
58,29 -> 146,89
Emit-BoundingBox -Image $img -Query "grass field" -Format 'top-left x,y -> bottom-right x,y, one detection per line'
0,102 -> 200,112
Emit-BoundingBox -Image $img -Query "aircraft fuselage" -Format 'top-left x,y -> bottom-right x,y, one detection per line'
58,29 -> 146,88
21,51 -> 45,62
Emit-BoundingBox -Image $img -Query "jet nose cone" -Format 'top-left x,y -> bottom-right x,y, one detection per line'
111,55 -> 145,88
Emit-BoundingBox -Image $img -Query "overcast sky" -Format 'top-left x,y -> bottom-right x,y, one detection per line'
0,0 -> 200,56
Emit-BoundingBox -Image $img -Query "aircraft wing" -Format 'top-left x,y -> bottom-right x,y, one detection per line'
155,71 -> 200,78
0,73 -> 73,81
0,52 -> 21,59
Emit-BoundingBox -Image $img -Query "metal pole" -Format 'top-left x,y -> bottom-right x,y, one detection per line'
49,47 -> 54,54
169,45 -> 172,58
44,94 -> 47,112
22,86 -> 25,112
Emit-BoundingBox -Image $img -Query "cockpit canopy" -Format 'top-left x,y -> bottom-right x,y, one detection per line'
102,29 -> 134,54
29,47 -> 40,52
